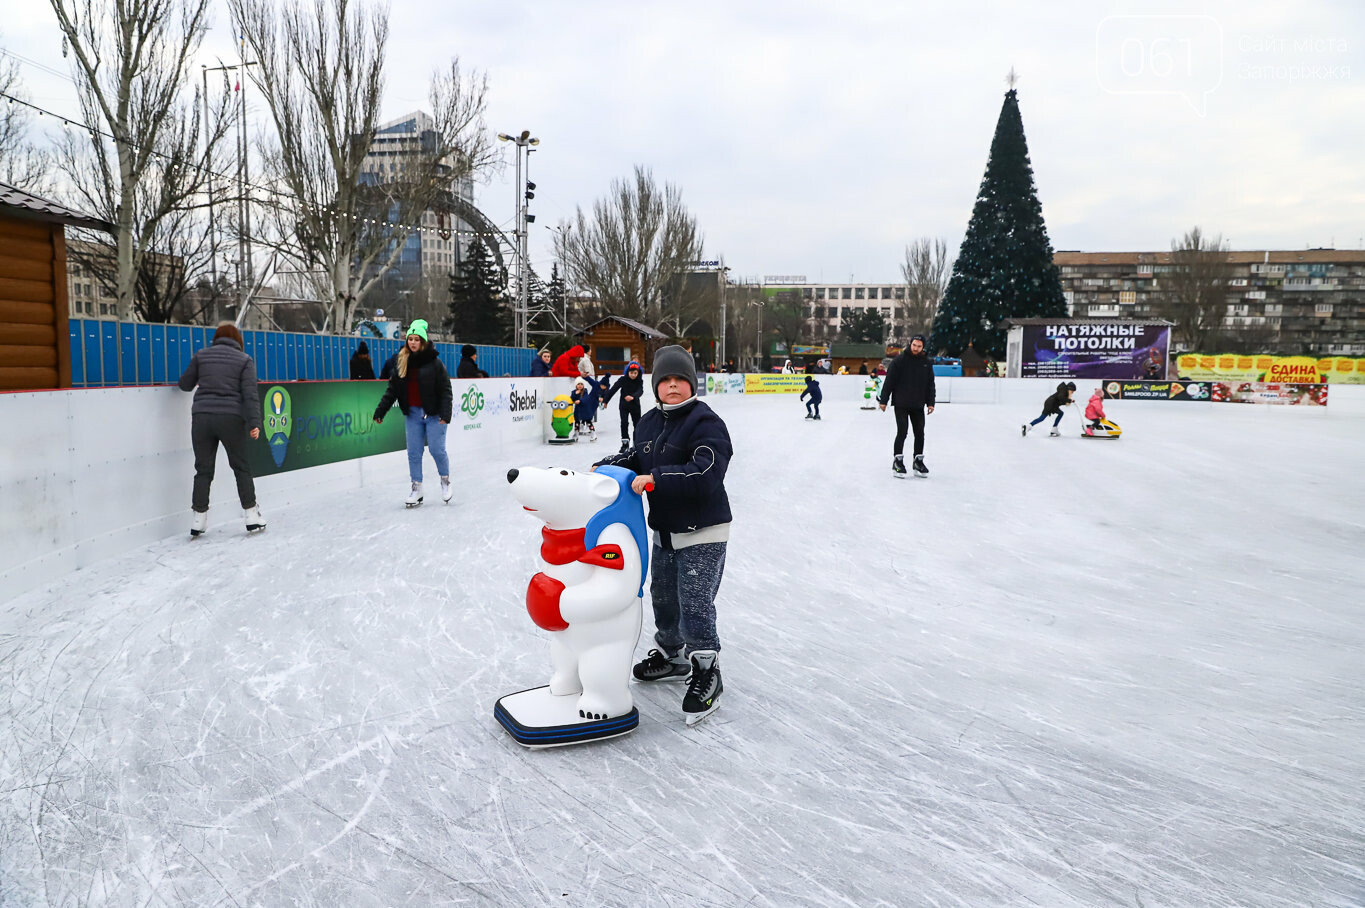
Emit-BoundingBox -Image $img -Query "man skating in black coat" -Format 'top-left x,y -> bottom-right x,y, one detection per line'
878,335 -> 936,475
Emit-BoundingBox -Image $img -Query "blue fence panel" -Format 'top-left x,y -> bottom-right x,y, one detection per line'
100,321 -> 120,386
194,326 -> 210,359
135,323 -> 152,384
328,336 -> 342,380
308,334 -> 324,381
68,321 -> 85,387
119,323 -> 137,384
166,326 -> 183,382
177,325 -> 195,377
151,324 -> 167,384
269,333 -> 285,381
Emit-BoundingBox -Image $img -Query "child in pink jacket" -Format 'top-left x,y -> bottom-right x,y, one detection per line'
1084,387 -> 1107,435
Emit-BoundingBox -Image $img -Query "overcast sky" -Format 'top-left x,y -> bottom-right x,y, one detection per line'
4,0 -> 1363,283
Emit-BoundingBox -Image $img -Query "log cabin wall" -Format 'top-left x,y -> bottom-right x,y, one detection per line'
0,214 -> 71,390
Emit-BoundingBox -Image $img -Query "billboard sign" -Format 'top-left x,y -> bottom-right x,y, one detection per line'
1021,324 -> 1170,380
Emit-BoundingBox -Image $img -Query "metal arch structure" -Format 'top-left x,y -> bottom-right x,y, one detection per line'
441,195 -> 563,339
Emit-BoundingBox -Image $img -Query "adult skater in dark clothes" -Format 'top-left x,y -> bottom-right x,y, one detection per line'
456,344 -> 488,378
878,334 -> 936,475
349,342 -> 376,380
1023,381 -> 1076,437
801,375 -> 823,419
602,360 -> 645,452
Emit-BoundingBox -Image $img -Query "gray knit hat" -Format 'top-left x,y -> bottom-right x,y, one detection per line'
651,344 -> 697,397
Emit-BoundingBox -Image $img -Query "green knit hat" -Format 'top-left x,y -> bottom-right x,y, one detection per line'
406,319 -> 429,342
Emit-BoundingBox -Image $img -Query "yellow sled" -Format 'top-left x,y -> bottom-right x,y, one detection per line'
1082,418 -> 1121,439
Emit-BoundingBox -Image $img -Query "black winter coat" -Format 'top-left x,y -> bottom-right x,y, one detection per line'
1042,382 -> 1075,415
801,379 -> 822,402
349,352 -> 375,380
878,351 -> 936,408
603,372 -> 644,408
178,337 -> 262,430
373,347 -> 453,422
456,355 -> 487,379
593,399 -> 733,544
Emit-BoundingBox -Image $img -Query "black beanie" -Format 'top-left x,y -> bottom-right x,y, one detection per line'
462,344 -> 477,357
651,345 -> 697,397
356,341 -> 369,354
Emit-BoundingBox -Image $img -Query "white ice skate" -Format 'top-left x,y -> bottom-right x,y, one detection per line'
244,506 -> 266,533
440,476 -> 453,503
190,510 -> 208,538
405,482 -> 423,508
1049,428 -> 1061,437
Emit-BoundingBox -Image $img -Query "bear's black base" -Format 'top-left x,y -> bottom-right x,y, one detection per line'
494,686 -> 639,748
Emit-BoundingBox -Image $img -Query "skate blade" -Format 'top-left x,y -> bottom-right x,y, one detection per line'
245,526 -> 267,533
405,501 -> 423,509
685,702 -> 720,726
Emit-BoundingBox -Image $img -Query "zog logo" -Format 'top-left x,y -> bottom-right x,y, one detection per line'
508,385 -> 538,412
461,387 -> 485,419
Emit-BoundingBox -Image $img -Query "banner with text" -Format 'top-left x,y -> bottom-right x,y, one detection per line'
744,374 -> 809,394
1022,324 -> 1170,380
1102,380 -> 1210,401
1175,354 -> 1365,384
1210,382 -> 1329,406
249,381 -> 403,476
706,373 -> 746,394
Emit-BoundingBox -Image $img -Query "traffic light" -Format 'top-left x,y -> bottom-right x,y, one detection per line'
525,180 -> 536,201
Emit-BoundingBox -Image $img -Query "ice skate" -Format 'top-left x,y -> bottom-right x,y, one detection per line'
440,476 -> 453,503
683,651 -> 723,725
632,648 -> 691,682
1049,428 -> 1061,437
244,505 -> 266,533
588,425 -> 597,443
892,455 -> 908,477
813,414 -> 821,420
405,481 -> 423,508
1021,423 -> 1029,436
619,438 -> 630,453
190,510 -> 208,538
913,455 -> 929,476
804,413 -> 813,420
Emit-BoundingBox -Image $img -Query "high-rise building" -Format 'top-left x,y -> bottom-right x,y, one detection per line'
1054,250 -> 1365,354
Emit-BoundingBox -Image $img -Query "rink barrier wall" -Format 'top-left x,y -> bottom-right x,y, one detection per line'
0,376 -> 575,605
2,375 -> 1359,606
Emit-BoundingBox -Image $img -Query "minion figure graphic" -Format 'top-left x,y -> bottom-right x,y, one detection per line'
547,394 -> 575,444
264,386 -> 291,466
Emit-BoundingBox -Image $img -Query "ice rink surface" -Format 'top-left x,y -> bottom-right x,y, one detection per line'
2,392 -> 1363,906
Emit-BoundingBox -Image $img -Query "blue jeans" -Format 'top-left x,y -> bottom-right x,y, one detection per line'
404,407 -> 449,481
650,541 -> 726,654
1030,410 -> 1063,427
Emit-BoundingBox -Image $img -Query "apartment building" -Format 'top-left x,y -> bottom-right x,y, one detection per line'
1054,249 -> 1365,355
753,278 -> 916,341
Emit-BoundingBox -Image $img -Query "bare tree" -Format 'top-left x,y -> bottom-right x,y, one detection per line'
233,0 -> 495,333
765,290 -> 809,365
1158,226 -> 1231,352
50,0 -> 227,322
555,166 -> 703,328
901,236 -> 951,336
0,45 -> 52,191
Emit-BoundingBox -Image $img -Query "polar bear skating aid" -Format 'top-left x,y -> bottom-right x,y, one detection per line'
496,464 -> 649,747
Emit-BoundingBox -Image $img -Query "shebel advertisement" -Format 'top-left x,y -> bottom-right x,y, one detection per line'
1022,324 -> 1170,380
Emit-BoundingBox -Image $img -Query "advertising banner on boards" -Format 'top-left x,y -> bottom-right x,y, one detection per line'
1021,324 -> 1170,380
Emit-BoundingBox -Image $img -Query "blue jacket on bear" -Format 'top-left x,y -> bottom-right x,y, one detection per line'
593,397 -> 732,546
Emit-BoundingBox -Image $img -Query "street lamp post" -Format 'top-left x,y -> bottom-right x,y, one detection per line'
497,129 -> 539,348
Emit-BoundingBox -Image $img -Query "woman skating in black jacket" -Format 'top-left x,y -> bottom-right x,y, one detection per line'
373,320 -> 455,506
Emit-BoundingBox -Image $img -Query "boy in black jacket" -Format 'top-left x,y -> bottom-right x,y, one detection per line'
801,375 -> 822,419
602,360 -> 645,451
593,345 -> 732,725
878,335 -> 936,475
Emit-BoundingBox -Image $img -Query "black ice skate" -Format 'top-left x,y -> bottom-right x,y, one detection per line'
619,438 -> 630,453
913,455 -> 929,476
683,651 -> 723,725
892,455 -> 908,477
632,648 -> 691,682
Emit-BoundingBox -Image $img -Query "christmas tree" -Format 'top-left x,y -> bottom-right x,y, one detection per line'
933,85 -> 1066,359
445,240 -> 512,344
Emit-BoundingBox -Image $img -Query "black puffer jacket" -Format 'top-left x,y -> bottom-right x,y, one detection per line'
373,347 -> 453,422
178,337 -> 262,430
1042,382 -> 1076,415
603,371 -> 644,408
593,398 -> 732,543
878,350 -> 936,408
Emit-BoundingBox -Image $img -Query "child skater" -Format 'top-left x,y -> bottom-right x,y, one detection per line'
801,374 -> 823,419
1084,386 -> 1107,435
571,377 -> 600,441
1022,381 -> 1076,436
602,360 -> 645,452
592,345 -> 733,725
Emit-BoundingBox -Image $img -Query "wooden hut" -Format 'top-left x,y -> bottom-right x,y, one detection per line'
0,184 -> 112,390
575,315 -> 669,375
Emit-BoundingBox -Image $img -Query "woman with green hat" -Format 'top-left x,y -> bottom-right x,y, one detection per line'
372,319 -> 454,506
